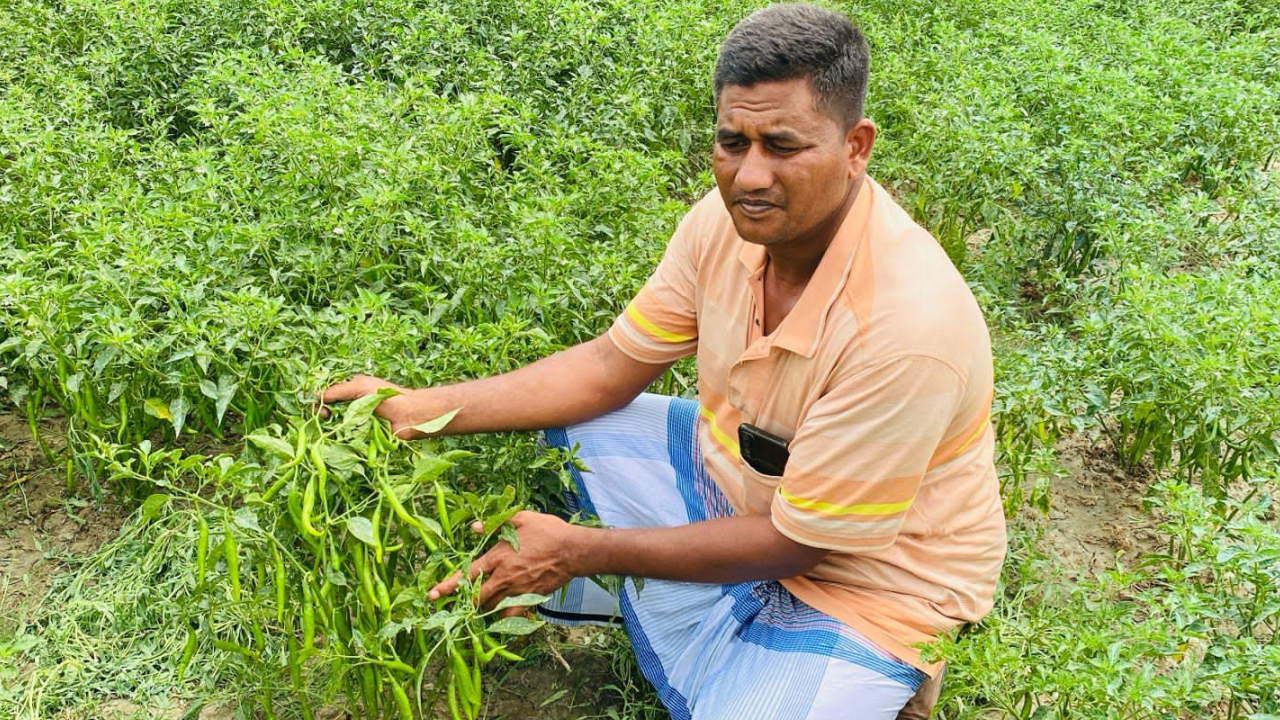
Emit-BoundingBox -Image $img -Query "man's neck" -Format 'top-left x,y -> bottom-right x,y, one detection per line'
765,177 -> 862,288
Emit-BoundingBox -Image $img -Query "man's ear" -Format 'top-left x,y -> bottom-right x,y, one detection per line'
846,118 -> 876,179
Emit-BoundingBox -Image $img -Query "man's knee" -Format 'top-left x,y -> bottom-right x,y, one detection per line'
895,665 -> 944,720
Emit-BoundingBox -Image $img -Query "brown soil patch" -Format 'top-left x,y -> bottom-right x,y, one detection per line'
0,413 -> 132,630
483,627 -> 628,719
1023,433 -> 1164,579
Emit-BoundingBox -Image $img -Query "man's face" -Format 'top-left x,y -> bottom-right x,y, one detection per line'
713,78 -> 863,247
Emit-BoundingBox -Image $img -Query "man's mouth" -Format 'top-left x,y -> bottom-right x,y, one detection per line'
736,200 -> 780,218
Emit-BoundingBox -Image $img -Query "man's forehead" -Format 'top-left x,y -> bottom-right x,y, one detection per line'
716,80 -> 830,136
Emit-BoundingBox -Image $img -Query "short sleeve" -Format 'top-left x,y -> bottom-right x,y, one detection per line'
607,211 -> 701,364
771,355 -> 965,553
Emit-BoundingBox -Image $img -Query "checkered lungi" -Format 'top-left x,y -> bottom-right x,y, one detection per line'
537,393 -> 927,720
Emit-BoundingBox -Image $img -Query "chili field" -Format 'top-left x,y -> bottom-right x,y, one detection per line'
1,0 -> 1279,718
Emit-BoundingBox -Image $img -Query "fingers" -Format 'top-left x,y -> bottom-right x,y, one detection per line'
320,375 -> 375,404
499,606 -> 529,619
315,375 -> 390,419
477,575 -> 501,609
428,551 -> 491,600
427,570 -> 461,601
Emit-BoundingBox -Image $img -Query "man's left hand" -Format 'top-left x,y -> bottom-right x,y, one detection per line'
428,511 -> 589,616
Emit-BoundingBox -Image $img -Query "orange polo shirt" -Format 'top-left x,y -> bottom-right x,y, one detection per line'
608,176 -> 1007,674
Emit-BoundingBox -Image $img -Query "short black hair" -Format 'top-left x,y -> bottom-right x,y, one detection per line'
713,3 -> 870,125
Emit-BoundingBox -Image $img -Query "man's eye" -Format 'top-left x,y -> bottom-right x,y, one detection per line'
719,139 -> 748,151
771,145 -> 799,155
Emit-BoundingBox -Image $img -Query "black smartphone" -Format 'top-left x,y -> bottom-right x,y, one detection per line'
738,423 -> 791,476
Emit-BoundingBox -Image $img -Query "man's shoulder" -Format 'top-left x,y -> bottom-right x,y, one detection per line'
678,188 -> 735,240
834,180 -> 991,375
665,189 -> 738,268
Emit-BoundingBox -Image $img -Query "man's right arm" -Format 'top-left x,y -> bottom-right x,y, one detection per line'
319,334 -> 673,439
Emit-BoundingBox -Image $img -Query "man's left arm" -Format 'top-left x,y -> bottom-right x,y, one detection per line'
429,354 -> 968,609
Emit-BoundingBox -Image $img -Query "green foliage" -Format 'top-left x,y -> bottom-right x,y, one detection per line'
933,480 -> 1280,719
1,0 -> 1279,717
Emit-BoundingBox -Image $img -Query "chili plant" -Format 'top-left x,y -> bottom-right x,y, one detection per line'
94,391 -> 542,719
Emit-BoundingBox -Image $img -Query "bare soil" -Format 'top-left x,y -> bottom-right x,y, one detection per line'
0,414 -> 134,630
1022,433 -> 1164,579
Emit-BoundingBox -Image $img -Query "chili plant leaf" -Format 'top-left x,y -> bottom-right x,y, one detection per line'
412,454 -> 453,484
233,507 -> 262,533
408,407 -> 461,436
140,493 -> 170,521
420,610 -> 462,633
144,398 -> 172,422
339,387 -> 401,433
246,433 -> 293,461
169,396 -> 190,436
415,515 -> 444,538
500,523 -> 520,553
346,517 -> 377,547
322,444 -> 364,475
486,616 -> 545,636
484,507 -> 521,533
392,586 -> 423,609
378,618 -> 415,642
493,593 -> 551,612
199,374 -> 238,424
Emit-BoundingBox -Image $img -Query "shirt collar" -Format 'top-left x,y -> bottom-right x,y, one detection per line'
736,177 -> 875,359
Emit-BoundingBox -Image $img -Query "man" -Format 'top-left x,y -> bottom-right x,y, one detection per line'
322,4 -> 1006,718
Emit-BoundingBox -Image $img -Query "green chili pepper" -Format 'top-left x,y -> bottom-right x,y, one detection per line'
212,637 -> 257,660
273,546 -> 287,624
447,682 -> 463,720
471,651 -> 482,717
251,619 -> 265,653
288,633 -> 303,689
388,671 -> 413,720
309,441 -> 327,502
377,657 -> 416,676
360,666 -> 378,717
261,465 -> 295,503
301,575 -> 316,654
176,625 -> 196,681
287,483 -> 304,532
374,570 -> 392,612
371,498 -> 384,564
451,647 -> 479,711
300,475 -> 323,537
223,520 -> 241,602
354,548 -> 378,612
435,481 -> 453,541
377,476 -> 443,562
195,515 -> 208,590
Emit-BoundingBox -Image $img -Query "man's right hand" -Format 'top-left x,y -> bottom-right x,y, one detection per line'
314,335 -> 673,439
318,374 -> 450,440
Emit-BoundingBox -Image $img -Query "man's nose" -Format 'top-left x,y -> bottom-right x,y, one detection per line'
735,142 -> 775,192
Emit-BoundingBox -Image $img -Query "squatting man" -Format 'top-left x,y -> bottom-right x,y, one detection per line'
321,5 -> 1006,718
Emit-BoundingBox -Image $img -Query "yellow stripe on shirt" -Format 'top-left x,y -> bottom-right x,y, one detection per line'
699,406 -> 740,457
778,485 -> 915,517
626,304 -> 694,343
953,415 -> 990,457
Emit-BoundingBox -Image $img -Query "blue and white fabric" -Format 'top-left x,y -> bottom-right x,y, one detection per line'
538,393 -> 927,720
